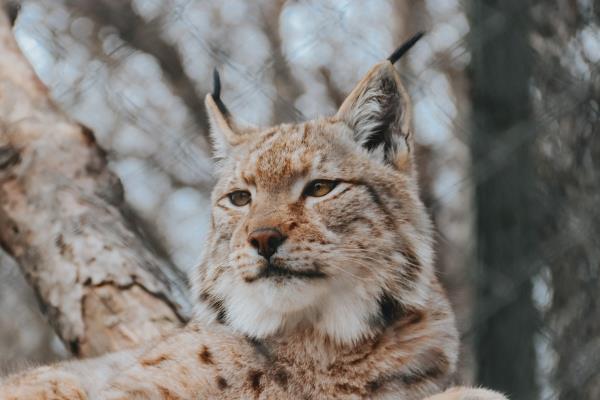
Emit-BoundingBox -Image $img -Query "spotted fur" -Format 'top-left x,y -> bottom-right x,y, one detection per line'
0,55 -> 507,400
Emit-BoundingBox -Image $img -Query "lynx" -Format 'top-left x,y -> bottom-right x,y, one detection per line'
0,35 -> 506,400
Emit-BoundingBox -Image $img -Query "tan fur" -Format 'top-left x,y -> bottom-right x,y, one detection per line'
0,61 -> 507,400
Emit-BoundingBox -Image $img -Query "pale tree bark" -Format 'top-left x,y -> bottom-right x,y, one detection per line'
0,7 -> 191,358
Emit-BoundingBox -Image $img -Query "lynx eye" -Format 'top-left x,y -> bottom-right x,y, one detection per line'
303,180 -> 338,197
228,190 -> 251,206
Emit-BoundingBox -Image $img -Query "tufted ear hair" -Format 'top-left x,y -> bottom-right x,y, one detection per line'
336,61 -> 413,170
335,33 -> 423,171
205,69 -> 249,159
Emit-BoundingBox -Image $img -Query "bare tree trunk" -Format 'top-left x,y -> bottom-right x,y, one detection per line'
469,0 -> 539,398
0,8 -> 190,358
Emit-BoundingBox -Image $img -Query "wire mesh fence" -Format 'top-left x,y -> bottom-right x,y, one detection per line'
0,1 -> 598,399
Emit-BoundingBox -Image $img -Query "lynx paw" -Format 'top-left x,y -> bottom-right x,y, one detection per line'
0,367 -> 87,400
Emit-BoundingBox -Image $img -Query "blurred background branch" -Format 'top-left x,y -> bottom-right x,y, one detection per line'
65,0 -> 210,137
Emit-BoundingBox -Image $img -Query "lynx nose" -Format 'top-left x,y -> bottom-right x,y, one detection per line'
248,228 -> 285,259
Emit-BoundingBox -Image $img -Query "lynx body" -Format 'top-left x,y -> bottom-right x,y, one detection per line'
1,41 -> 506,400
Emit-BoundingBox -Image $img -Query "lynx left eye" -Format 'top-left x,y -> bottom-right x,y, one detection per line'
303,180 -> 338,197
228,190 -> 251,206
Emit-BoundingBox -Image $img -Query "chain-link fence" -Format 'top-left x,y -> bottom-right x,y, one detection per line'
0,1 -> 598,399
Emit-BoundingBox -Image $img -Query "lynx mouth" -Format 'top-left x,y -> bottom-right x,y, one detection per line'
247,262 -> 327,282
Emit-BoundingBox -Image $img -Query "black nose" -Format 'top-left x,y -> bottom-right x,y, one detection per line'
248,228 -> 285,259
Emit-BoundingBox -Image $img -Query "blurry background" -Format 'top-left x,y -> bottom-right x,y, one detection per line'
0,0 -> 598,399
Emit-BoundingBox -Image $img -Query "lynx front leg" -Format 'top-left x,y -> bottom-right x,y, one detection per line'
0,367 -> 88,400
424,387 -> 507,400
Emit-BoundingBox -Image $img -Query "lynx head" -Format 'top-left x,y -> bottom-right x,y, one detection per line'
193,36 -> 435,344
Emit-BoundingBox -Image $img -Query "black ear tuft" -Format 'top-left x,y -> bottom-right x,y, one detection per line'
212,68 -> 229,116
387,32 -> 425,65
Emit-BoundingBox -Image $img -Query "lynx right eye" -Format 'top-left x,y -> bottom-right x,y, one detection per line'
228,190 -> 251,206
303,180 -> 338,197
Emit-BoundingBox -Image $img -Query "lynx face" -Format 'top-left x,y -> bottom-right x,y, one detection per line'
193,62 -> 435,344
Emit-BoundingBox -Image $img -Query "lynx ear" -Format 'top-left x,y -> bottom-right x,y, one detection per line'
336,33 -> 423,170
336,61 -> 413,170
205,69 -> 247,158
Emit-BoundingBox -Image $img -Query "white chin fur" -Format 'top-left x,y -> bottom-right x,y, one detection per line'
210,274 -> 381,344
314,280 -> 381,344
220,277 -> 328,338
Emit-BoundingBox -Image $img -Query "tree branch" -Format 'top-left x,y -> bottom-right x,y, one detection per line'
258,0 -> 305,123
0,9 -> 191,358
318,67 -> 346,109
